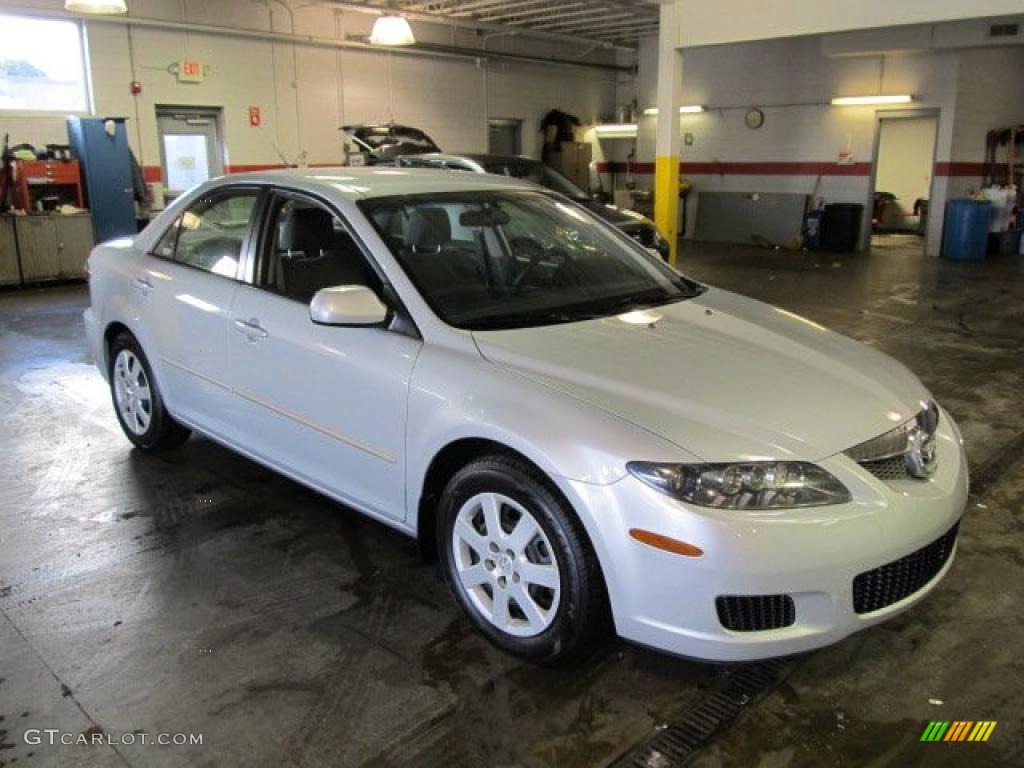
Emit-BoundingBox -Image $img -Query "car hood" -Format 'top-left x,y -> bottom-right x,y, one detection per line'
472,288 -> 931,462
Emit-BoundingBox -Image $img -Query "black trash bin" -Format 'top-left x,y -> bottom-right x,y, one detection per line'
821,203 -> 864,253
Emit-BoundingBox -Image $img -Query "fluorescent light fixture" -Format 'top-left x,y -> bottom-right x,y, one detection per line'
831,95 -> 913,106
65,0 -> 127,12
643,105 -> 705,115
593,123 -> 638,138
369,15 -> 415,46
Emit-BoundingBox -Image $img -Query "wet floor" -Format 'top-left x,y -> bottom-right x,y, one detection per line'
1,237 -> 1022,767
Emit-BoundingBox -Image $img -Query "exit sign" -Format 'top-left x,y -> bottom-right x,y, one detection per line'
178,59 -> 204,83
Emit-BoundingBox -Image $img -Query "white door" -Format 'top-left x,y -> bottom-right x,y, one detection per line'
226,192 -> 421,521
156,108 -> 225,201
140,187 -> 261,437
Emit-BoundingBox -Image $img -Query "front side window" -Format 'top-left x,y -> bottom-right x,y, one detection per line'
0,15 -> 89,112
154,191 -> 259,278
361,191 -> 700,330
260,197 -> 377,304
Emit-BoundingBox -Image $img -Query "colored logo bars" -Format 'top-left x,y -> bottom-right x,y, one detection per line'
921,721 -> 997,742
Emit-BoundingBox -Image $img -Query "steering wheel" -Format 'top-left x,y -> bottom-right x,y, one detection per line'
510,237 -> 566,290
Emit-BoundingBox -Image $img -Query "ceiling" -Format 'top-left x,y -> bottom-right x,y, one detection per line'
346,1 -> 660,48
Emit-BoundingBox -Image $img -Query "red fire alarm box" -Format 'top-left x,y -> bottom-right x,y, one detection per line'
248,106 -> 262,127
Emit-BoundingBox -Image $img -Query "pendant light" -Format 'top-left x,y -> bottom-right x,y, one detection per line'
369,14 -> 415,46
65,0 -> 128,13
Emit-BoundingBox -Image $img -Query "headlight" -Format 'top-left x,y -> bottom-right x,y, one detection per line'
626,461 -> 851,510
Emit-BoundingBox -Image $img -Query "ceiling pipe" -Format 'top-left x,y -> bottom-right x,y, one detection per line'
11,4 -> 630,73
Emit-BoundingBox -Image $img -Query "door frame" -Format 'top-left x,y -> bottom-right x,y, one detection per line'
155,105 -> 226,199
865,108 -> 940,253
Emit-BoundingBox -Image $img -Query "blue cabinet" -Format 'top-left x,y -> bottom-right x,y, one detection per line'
67,117 -> 137,244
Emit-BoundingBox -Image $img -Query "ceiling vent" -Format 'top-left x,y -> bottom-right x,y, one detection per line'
988,23 -> 1020,38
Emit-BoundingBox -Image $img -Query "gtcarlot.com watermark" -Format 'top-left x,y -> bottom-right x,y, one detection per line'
24,728 -> 203,747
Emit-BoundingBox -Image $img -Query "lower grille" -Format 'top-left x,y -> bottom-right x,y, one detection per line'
853,521 -> 959,614
716,594 -> 796,632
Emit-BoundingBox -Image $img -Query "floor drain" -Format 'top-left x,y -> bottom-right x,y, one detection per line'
607,657 -> 793,768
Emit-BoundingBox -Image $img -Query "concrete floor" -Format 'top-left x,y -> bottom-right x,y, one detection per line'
0,237 -> 1021,768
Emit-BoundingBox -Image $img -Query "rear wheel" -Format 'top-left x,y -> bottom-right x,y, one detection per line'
108,333 -> 190,451
438,455 -> 607,663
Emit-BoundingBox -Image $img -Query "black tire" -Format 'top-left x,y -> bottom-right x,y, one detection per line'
438,454 -> 607,663
108,332 -> 191,451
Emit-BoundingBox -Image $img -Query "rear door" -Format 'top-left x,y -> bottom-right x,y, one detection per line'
136,186 -> 263,438
226,189 -> 421,521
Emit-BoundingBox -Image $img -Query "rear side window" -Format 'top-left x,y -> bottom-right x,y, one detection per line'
153,191 -> 260,278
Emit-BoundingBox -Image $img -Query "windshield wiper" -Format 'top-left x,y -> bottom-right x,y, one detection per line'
593,287 -> 682,315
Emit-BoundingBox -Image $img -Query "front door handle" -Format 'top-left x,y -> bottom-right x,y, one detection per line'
132,275 -> 154,295
233,317 -> 268,341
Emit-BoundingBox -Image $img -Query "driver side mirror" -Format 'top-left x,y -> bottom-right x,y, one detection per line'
310,285 -> 388,327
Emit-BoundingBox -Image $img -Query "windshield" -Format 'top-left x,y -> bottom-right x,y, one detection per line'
479,159 -> 587,200
360,191 -> 701,330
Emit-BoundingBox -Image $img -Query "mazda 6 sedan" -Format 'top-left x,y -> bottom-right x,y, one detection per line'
84,168 -> 968,663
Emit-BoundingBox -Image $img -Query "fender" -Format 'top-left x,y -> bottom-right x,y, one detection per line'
404,341 -> 697,531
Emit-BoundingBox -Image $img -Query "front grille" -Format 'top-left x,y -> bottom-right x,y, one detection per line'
860,455 -> 910,481
853,522 -> 959,614
716,594 -> 796,632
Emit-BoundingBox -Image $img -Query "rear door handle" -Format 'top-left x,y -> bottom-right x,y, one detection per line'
233,317 -> 268,341
132,275 -> 153,295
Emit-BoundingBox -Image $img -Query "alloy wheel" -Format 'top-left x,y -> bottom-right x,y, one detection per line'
113,349 -> 153,435
451,491 -> 561,637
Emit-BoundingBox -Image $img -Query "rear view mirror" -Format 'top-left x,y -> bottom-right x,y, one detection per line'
310,285 -> 388,327
459,207 -> 510,227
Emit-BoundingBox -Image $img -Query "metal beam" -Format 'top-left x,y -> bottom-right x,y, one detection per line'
447,0 -> 549,17
539,15 -> 657,33
318,1 -> 636,50
480,4 -> 592,23
493,6 -> 604,25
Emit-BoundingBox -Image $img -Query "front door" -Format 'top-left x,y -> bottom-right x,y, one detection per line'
156,107 -> 225,201
226,191 -> 421,521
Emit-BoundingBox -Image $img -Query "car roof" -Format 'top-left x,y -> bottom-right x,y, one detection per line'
210,166 -> 538,201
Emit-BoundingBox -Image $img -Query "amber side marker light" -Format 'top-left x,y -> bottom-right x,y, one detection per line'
629,528 -> 704,558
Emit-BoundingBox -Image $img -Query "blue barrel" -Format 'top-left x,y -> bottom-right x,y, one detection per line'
941,199 -> 990,261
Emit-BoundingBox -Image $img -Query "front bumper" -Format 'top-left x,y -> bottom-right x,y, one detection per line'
563,409 -> 969,661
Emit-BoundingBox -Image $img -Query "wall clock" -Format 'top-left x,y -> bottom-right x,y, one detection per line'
745,108 -> 765,130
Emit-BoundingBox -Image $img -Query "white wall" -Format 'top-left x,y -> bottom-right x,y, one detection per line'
947,46 -> 1024,199
0,0 -> 619,178
634,34 -> 963,250
675,0 -> 1024,48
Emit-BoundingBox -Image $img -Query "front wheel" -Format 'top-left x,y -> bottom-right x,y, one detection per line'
438,455 -> 607,663
108,332 -> 190,451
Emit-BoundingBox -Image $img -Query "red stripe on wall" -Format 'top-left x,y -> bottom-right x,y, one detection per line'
143,159 -> 998,183
595,161 -> 871,176
141,162 -> 343,184
934,162 -> 995,177
595,160 -> 1002,178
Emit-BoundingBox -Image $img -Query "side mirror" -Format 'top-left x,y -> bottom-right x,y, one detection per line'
310,285 -> 388,327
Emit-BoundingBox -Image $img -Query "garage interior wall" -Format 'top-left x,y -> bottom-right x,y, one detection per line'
0,0 -> 622,182
633,21 -> 1024,254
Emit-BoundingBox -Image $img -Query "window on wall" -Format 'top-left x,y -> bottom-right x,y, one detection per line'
0,15 -> 90,112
